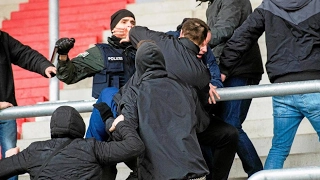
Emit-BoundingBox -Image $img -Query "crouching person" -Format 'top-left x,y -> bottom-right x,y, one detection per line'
0,106 -> 144,180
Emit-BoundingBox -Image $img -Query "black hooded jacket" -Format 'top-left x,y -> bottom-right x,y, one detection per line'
128,26 -> 211,91
114,42 -> 210,179
0,106 -> 144,180
220,0 -> 320,83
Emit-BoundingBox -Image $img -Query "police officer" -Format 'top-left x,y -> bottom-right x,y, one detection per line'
56,9 -> 136,99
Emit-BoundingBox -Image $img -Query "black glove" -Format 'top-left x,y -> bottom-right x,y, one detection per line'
55,38 -> 75,55
93,102 -> 113,122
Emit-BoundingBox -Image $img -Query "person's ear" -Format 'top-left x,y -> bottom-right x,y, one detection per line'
179,30 -> 184,38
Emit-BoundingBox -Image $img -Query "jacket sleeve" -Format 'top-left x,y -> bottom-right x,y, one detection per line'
94,121 -> 144,165
203,46 -> 223,88
209,0 -> 242,47
0,148 -> 29,179
219,8 -> 265,77
192,89 -> 211,133
56,46 -> 104,84
5,32 -> 54,78
129,26 -> 166,48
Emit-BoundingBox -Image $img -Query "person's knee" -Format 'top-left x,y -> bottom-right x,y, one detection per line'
225,125 -> 239,144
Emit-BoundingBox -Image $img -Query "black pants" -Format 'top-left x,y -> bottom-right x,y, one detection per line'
197,114 -> 239,180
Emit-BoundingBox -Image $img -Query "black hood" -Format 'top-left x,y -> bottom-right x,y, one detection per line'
50,106 -> 85,138
135,41 -> 167,84
270,0 -> 311,11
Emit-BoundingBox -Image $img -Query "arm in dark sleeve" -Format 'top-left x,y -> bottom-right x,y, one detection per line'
129,26 -> 166,48
56,46 -> 104,84
0,149 -> 29,179
219,9 -> 265,77
95,121 -> 145,165
7,32 -> 54,77
107,86 -> 139,141
192,88 -> 211,133
209,0 -> 242,47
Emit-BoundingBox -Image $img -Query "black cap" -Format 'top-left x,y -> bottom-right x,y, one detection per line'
110,9 -> 135,30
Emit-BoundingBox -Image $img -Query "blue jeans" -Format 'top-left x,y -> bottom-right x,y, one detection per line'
0,119 -> 18,180
220,77 -> 263,177
265,93 -> 320,169
85,87 -> 119,141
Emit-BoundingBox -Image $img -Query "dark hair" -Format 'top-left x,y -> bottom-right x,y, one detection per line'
181,18 -> 210,46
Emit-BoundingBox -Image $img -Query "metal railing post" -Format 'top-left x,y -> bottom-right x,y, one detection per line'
49,0 -> 60,101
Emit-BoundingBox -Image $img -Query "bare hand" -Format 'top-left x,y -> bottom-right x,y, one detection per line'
221,73 -> 226,82
5,147 -> 20,157
109,114 -> 125,132
118,27 -> 131,43
208,84 -> 220,104
45,66 -> 57,78
0,102 -> 13,110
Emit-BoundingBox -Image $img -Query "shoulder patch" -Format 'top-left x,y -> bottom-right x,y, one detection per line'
77,51 -> 89,58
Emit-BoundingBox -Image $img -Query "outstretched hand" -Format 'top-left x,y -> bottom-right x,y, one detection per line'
109,114 -> 125,132
208,83 -> 220,104
0,101 -> 13,110
5,147 -> 20,157
45,66 -> 57,78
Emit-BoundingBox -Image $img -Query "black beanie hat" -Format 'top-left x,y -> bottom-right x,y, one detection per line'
110,9 -> 135,30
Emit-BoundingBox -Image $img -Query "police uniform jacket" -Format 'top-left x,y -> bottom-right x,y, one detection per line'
56,36 -> 136,98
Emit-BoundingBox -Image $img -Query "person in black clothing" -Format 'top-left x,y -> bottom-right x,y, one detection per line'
0,106 -> 144,180
112,18 -> 239,180
108,40 -> 210,179
0,30 -> 56,180
196,0 -> 264,177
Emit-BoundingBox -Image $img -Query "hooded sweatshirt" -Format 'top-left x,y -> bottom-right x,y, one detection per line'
220,0 -> 320,83
0,106 -> 144,180
117,42 -> 210,179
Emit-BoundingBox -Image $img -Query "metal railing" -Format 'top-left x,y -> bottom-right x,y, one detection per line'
248,166 -> 320,180
1,80 -> 320,120
1,80 -> 320,179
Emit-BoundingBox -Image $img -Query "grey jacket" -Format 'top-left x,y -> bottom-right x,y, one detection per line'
206,0 -> 264,79
220,0 -> 320,83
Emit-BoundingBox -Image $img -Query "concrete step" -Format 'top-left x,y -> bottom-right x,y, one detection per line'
60,87 -> 94,100
127,0 -> 204,15
246,96 -> 272,121
230,150 -> 320,179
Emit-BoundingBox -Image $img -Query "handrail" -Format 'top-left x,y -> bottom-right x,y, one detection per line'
0,100 -> 96,120
215,79 -> 320,101
0,80 -> 319,120
248,166 -> 320,180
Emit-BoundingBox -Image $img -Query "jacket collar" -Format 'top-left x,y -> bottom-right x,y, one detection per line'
178,37 -> 200,57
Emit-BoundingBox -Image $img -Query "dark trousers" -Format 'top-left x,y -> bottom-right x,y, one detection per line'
197,114 -> 239,180
219,77 -> 263,177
